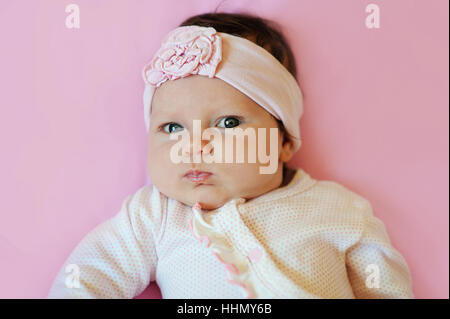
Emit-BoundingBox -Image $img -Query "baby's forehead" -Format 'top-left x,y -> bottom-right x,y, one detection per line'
151,75 -> 261,115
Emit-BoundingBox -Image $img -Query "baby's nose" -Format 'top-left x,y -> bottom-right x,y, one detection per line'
183,138 -> 213,157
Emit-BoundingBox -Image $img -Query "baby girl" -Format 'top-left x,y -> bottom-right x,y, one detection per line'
48,12 -> 413,299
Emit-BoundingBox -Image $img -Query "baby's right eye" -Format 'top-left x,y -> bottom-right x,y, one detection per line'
162,123 -> 184,134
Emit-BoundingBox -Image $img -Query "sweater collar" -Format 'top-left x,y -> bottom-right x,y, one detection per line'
234,168 -> 317,206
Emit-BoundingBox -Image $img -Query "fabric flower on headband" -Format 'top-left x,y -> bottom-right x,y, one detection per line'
142,26 -> 222,87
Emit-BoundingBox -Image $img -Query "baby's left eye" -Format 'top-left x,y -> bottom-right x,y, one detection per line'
217,117 -> 241,128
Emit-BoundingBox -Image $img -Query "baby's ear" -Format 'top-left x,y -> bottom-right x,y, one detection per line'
279,135 -> 295,163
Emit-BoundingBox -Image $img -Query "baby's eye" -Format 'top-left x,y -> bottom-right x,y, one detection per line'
217,117 -> 241,128
162,123 -> 184,134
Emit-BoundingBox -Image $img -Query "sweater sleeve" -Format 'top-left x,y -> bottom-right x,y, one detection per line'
345,202 -> 414,299
47,185 -> 162,299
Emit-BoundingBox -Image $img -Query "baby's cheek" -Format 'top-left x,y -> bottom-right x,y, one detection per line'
148,137 -> 171,161
147,141 -> 168,179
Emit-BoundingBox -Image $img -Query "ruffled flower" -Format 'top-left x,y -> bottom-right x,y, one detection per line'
142,26 -> 222,87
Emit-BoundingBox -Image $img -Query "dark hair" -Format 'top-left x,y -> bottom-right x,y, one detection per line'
179,12 -> 297,80
179,11 -> 299,145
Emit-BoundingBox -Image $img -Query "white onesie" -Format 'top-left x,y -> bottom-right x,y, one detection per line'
47,168 -> 414,298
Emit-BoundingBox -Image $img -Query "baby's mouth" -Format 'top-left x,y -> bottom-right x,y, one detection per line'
184,170 -> 213,183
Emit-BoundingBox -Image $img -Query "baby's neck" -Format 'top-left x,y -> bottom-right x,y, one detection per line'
280,165 -> 296,188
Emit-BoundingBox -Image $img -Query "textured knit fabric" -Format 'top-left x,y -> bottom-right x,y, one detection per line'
47,169 -> 414,299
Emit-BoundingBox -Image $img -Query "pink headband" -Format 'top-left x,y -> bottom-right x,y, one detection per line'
142,25 -> 304,151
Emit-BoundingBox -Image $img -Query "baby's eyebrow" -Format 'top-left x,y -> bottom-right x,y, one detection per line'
212,110 -> 250,119
150,109 -> 183,122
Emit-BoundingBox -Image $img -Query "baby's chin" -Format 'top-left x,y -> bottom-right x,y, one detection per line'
187,189 -> 229,211
180,185 -> 235,211
155,180 -> 247,211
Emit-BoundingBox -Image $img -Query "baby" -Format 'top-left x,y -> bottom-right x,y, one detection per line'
47,12 -> 413,299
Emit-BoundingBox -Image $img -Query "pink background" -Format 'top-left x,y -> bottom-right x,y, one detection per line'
0,0 -> 448,299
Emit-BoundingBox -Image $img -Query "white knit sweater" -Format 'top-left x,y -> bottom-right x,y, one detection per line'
47,168 -> 414,298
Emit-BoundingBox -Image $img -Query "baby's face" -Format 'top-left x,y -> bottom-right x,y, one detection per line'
147,75 -> 294,210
